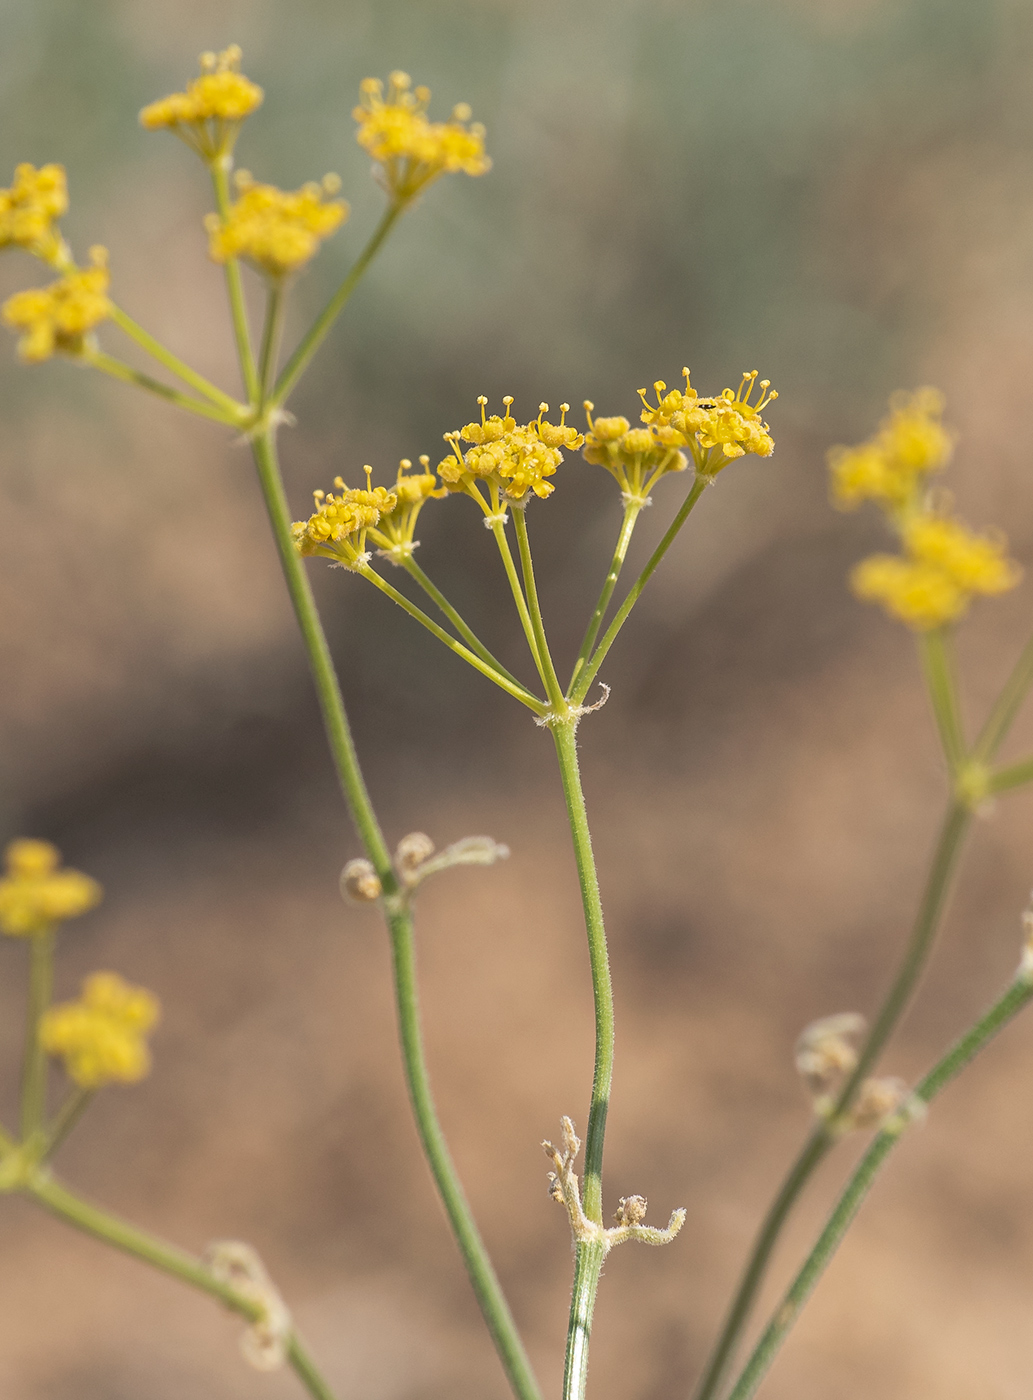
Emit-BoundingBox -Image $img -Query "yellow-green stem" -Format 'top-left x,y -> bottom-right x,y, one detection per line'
400,555 -> 530,693
40,1086 -> 94,1160
972,629 -> 1033,763
512,508 -> 565,712
84,350 -> 241,426
258,281 -> 287,405
20,928 -> 55,1142
551,721 -> 614,1400
107,303 -> 244,415
210,157 -> 259,404
490,519 -> 547,682
568,502 -> 642,697
270,203 -> 402,410
919,629 -> 965,774
250,428 -> 542,1400
28,1174 -> 338,1400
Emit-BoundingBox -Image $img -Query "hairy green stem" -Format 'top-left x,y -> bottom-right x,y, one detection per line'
490,518 -> 547,684
513,508 -> 565,711
399,555 -> 530,694
358,564 -> 546,712
21,928 -> 55,1142
919,629 -> 965,775
84,350 -> 241,426
692,798 -> 970,1400
725,971 -> 1033,1400
568,502 -> 641,697
250,428 -> 542,1400
271,203 -> 401,410
27,1174 -> 338,1400
571,475 -> 708,706
386,903 -> 543,1400
551,721 -> 615,1400
107,303 -> 244,415
210,158 -> 259,404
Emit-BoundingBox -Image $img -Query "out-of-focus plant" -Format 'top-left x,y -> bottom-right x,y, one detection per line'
2,42 -> 1033,1400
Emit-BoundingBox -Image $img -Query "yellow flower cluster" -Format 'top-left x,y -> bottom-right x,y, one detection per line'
41,972 -> 159,1088
354,71 -> 491,204
828,388 -> 953,511
438,398 -> 584,506
0,163 -> 68,263
0,839 -> 102,938
634,369 -> 777,476
206,172 -> 348,277
367,457 -> 445,562
140,45 -> 263,160
830,390 -> 1021,629
2,246 -> 111,362
582,404 -> 688,502
292,468 -> 398,569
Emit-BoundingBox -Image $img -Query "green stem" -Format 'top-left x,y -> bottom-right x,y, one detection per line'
210,158 -> 259,404
83,350 -> 241,426
512,508 -> 566,712
568,502 -> 641,697
551,721 -> 615,1400
250,429 -> 542,1400
40,1086 -> 94,1160
399,556 -> 529,694
692,799 -> 970,1400
690,1127 -> 832,1400
258,281 -> 287,405
270,203 -> 402,411
571,475 -> 708,707
386,903 -> 543,1400
988,755 -> 1033,794
107,304 -> 244,415
490,519 -> 546,683
357,564 -> 546,713
725,972 -> 1033,1400
27,1174 -> 338,1400
250,430 -> 393,880
972,629 -> 1033,763
21,928 -> 55,1141
919,629 -> 965,774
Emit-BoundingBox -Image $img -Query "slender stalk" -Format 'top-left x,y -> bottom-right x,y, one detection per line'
512,508 -> 565,711
725,972 -> 1033,1400
692,799 -> 971,1400
568,502 -> 642,697
988,754 -> 1033,794
270,203 -> 402,410
386,903 -> 543,1400
21,928 -> 55,1141
250,428 -> 542,1400
400,555 -> 530,694
258,281 -> 287,405
551,721 -> 615,1400
490,519 -> 546,682
972,629 -> 1033,763
27,1174 -> 338,1400
357,564 -> 547,713
571,475 -> 708,706
919,629 -> 965,774
83,350 -> 241,426
107,304 -> 245,416
210,159 -> 259,404
40,1086 -> 94,1160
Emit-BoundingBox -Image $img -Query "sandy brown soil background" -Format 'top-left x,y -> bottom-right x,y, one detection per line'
3,1 -> 1033,1396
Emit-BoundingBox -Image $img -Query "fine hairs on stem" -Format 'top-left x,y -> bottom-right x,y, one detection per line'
1,39 -> 1033,1400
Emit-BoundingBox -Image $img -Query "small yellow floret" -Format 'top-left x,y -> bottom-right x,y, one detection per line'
0,163 -> 68,263
438,398 -> 583,504
207,173 -> 348,277
633,369 -> 777,476
829,387 -> 952,512
851,554 -> 967,630
0,839 -> 102,937
903,515 -> 1020,597
41,972 -> 159,1088
293,468 -> 398,569
140,46 -> 263,161
2,247 -> 111,361
354,71 -> 490,204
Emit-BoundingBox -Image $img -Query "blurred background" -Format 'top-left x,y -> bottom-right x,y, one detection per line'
2,0 -> 1033,1395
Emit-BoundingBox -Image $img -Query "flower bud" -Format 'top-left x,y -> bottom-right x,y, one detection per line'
340,859 -> 381,904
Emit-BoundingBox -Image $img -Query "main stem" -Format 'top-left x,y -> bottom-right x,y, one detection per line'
28,1174 -> 337,1400
249,427 -> 541,1400
21,928 -> 55,1141
551,720 -> 615,1400
692,798 -> 971,1400
725,972 -> 1033,1400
